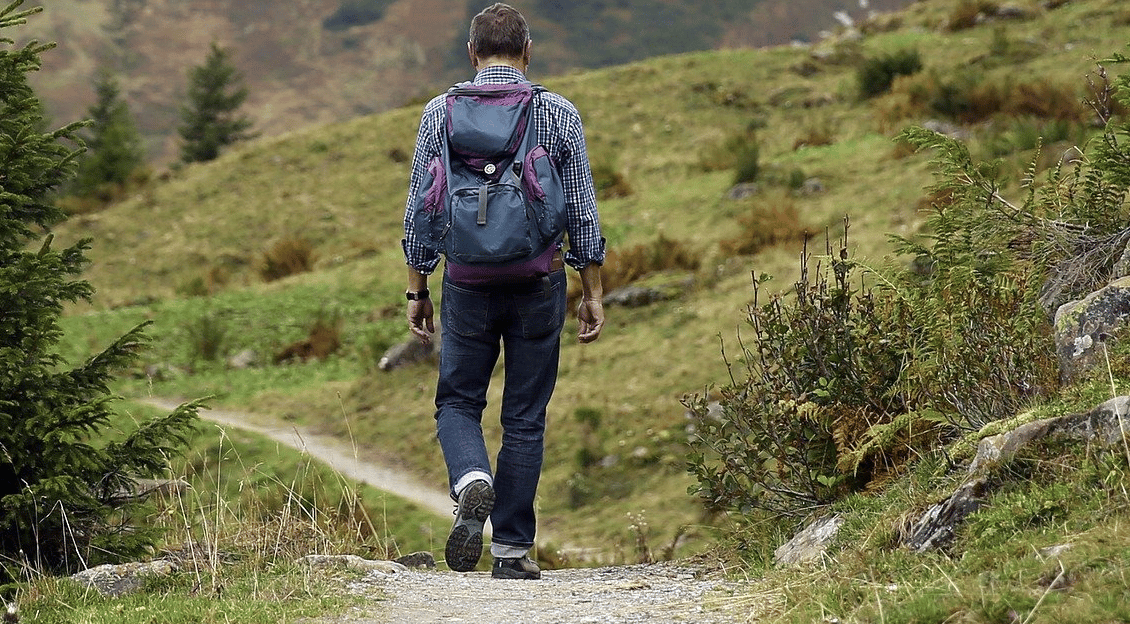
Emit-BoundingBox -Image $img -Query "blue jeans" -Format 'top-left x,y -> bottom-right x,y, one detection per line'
435,270 -> 567,551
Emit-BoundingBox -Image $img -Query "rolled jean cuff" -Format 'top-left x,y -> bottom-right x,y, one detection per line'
490,543 -> 529,559
454,470 -> 493,498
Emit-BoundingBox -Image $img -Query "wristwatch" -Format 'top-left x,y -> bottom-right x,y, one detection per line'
405,288 -> 430,301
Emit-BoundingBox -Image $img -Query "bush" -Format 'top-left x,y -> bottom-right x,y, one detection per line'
687,54 -> 1130,518
928,72 -> 1086,124
720,196 -> 816,256
185,312 -> 228,363
591,161 -> 633,199
600,234 -> 700,292
856,48 -> 923,99
947,0 -> 998,32
260,237 -> 317,282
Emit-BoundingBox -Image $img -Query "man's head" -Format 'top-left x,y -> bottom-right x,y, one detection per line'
468,3 -> 530,69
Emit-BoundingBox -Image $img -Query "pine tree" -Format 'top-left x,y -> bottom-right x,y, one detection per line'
0,0 -> 199,580
177,42 -> 255,163
72,69 -> 144,200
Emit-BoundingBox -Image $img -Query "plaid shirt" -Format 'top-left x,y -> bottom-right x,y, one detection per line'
402,65 -> 606,274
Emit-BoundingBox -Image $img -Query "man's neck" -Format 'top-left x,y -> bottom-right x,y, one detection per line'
476,57 -> 526,73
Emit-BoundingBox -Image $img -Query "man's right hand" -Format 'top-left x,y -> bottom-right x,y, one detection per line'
408,298 -> 435,345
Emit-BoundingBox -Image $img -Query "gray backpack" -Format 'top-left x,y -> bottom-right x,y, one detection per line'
411,82 -> 566,284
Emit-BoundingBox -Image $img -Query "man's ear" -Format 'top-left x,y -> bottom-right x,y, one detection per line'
467,41 -> 478,70
522,39 -> 531,68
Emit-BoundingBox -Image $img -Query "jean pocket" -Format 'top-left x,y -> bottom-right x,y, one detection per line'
442,283 -> 490,337
514,276 -> 565,339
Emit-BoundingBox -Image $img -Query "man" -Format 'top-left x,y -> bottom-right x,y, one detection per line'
400,3 -> 606,580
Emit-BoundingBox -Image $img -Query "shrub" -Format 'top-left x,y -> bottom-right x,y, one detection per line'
591,161 -> 633,199
792,115 -> 836,150
928,72 -> 1086,124
947,0 -> 998,32
856,49 -> 923,99
687,55 -> 1130,518
720,196 -> 816,257
185,312 -> 228,363
600,234 -> 701,293
732,143 -> 761,184
260,237 -> 317,282
698,119 -> 764,177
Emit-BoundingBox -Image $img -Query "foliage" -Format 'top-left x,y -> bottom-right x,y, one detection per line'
590,161 -> 633,200
0,0 -> 198,581
178,42 -> 255,164
946,0 -> 999,32
720,196 -> 816,257
69,69 -> 144,206
598,233 -> 701,294
686,50 -> 1130,518
857,48 -> 923,99
259,237 -> 317,282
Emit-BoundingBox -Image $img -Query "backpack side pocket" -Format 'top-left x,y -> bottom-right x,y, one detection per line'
410,156 -> 448,253
522,145 -> 566,243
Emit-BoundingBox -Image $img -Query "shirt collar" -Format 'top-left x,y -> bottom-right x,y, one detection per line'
472,65 -> 527,85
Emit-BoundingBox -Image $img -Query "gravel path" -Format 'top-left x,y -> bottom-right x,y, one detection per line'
140,398 -> 773,623
333,562 -> 760,624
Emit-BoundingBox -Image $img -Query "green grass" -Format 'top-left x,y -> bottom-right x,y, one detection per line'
37,0 -> 1130,589
731,439 -> 1130,624
19,564 -> 368,624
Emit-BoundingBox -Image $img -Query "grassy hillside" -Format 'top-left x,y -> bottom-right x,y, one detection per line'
47,0 -> 1130,567
22,0 -> 920,164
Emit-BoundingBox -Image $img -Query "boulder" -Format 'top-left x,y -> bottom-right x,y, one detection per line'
774,514 -> 843,566
904,396 -> 1130,552
70,560 -> 178,597
1053,276 -> 1130,384
379,325 -> 442,372
393,551 -> 436,569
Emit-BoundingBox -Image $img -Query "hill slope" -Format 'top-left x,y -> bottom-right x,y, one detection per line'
23,0 -> 918,164
49,0 -> 1130,559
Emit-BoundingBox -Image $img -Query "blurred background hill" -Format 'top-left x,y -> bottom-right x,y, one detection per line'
21,0 -> 916,164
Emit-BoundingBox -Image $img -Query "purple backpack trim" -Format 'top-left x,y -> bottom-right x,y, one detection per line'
423,158 -> 446,213
447,244 -> 557,285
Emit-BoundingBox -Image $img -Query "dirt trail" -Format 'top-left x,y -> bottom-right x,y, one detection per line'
139,398 -> 765,623
333,562 -> 758,624
138,398 -> 454,519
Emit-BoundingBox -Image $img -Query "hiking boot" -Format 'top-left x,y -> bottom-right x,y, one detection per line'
491,555 -> 541,580
444,480 -> 495,572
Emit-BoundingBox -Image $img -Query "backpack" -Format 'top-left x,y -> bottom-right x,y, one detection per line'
411,82 -> 567,284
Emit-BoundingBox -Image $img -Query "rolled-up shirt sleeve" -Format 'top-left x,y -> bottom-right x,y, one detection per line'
401,97 -> 446,274
541,94 -> 606,270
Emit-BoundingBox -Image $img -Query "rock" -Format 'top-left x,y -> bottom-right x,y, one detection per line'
226,349 -> 259,369
1112,239 -> 1130,280
1053,276 -> 1130,384
393,551 -> 436,569
70,560 -> 178,597
604,286 -> 674,308
379,326 -> 441,372
903,478 -> 987,552
297,554 -> 407,575
110,477 -> 190,503
1039,543 -> 1073,559
725,183 -> 759,200
774,514 -> 843,566
798,177 -> 824,195
906,396 -> 1130,553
